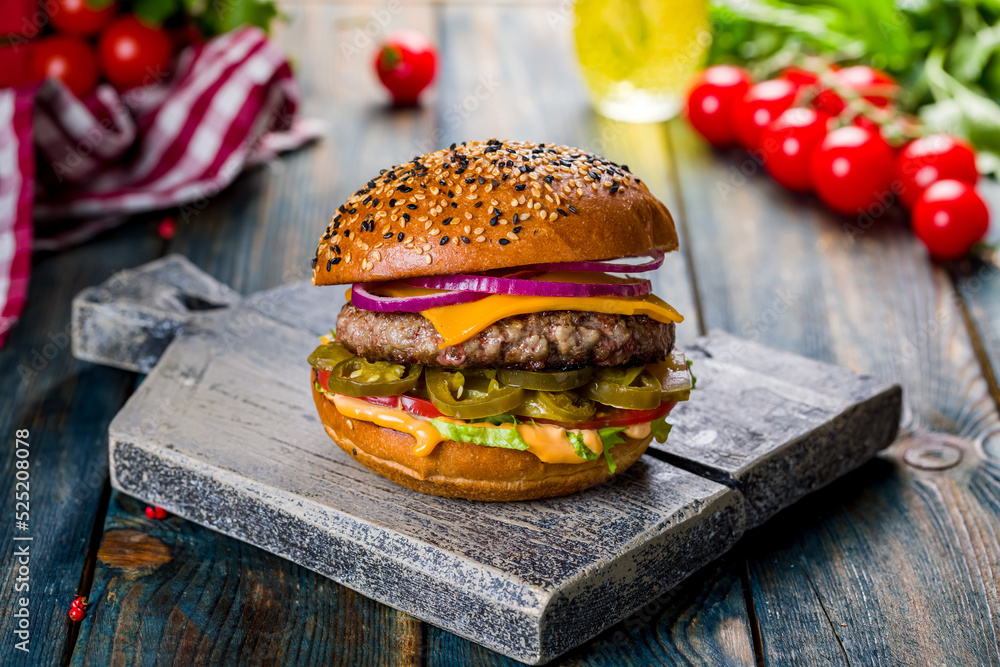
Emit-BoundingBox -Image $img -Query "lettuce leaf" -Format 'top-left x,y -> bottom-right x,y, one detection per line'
429,419 -> 530,451
598,427 -> 627,474
567,431 -> 599,462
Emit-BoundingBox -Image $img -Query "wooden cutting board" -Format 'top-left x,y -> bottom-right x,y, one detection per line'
71,255 -> 902,664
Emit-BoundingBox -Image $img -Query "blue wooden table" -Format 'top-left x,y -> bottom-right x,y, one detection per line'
3,2 -> 1000,665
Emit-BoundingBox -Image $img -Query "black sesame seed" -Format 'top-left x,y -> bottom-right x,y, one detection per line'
478,175 -> 485,184
403,213 -> 410,221
406,204 -> 418,210
544,175 -> 554,183
326,259 -> 332,271
588,170 -> 600,180
460,236 -> 471,244
514,184 -> 526,191
338,205 -> 347,213
343,230 -> 350,237
489,215 -> 499,226
513,226 -> 521,233
557,208 -> 568,216
465,177 -> 475,184
399,185 -> 413,193
498,238 -> 510,245
491,179 -> 500,187
502,173 -> 509,181
474,201 -> 483,208
311,256 -> 318,268
455,168 -> 465,175
383,232 -> 393,239
621,164 -> 630,172
389,199 -> 396,207
448,190 -> 455,198
442,217 -> 453,225
367,180 -> 376,189
397,232 -> 405,242
334,245 -> 341,254
609,184 -> 619,194
372,198 -> 379,206
440,236 -> 449,245
362,195 -> 371,204
560,159 -> 572,166
332,257 -> 341,264
449,142 -> 457,150
568,205 -> 578,213
451,202 -> 458,208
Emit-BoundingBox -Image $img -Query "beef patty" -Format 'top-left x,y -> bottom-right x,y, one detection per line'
336,304 -> 675,370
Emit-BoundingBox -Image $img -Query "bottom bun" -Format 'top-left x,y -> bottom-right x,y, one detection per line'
312,383 -> 652,501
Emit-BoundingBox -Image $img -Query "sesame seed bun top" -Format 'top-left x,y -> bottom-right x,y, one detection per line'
311,139 -> 678,286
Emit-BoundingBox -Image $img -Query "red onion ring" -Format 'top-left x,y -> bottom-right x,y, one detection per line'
523,249 -> 665,274
351,283 -> 487,312
405,274 -> 652,298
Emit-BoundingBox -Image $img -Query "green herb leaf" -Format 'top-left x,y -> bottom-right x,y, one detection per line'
567,430 -> 599,462
686,359 -> 697,390
133,0 -> 181,26
598,427 -> 627,474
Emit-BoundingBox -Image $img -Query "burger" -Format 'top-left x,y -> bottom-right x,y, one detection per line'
308,139 -> 692,501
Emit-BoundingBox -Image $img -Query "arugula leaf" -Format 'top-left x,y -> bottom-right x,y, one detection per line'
650,417 -> 673,444
686,359 -> 697,390
429,419 -> 530,451
473,413 -> 519,425
134,0 -> 181,26
567,431 -> 599,462
598,427 -> 627,474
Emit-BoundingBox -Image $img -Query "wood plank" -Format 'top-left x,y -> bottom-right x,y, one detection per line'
71,490 -> 423,666
668,119 -> 1000,666
72,2 -> 443,663
0,223 -> 160,666
426,555 -> 757,667
952,177 -> 1000,408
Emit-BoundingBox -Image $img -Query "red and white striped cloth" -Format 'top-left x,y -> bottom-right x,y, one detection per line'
0,26 -> 322,347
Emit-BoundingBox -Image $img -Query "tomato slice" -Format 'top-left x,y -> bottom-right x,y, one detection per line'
314,369 -> 675,428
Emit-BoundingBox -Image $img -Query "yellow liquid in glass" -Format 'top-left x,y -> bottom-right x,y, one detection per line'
573,0 -> 709,122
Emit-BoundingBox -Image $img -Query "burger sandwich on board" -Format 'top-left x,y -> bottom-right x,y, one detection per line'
308,140 -> 692,501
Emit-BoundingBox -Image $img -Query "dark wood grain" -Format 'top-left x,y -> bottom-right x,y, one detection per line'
668,119 -> 1000,666
72,491 -> 424,666
0,223 -> 160,666
426,556 -> 756,667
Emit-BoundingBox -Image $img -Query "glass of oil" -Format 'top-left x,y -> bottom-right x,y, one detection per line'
573,0 -> 710,123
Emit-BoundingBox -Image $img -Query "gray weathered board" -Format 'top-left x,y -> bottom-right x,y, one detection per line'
71,255 -> 902,664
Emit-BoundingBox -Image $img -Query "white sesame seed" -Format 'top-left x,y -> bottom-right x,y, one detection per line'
473,227 -> 484,234
429,229 -> 440,236
425,255 -> 432,265
520,213 -> 530,220
475,235 -> 486,242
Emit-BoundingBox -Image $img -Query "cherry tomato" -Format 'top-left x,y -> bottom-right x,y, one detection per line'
29,36 -> 98,98
732,78 -> 798,150
48,0 -> 118,36
814,66 -> 898,116
375,30 -> 437,105
685,65 -> 752,147
895,134 -> 978,210
760,108 -> 831,192
912,180 -> 989,260
780,66 -> 819,88
98,16 -> 174,91
359,393 -> 446,419
809,125 -> 895,216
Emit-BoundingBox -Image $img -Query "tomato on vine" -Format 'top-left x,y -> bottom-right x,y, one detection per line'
30,36 -> 99,98
98,16 -> 174,91
685,65 -> 752,147
809,125 -> 895,215
48,0 -> 118,36
895,134 -> 978,210
760,107 -> 831,192
813,66 -> 898,116
912,180 -> 989,260
732,78 -> 799,150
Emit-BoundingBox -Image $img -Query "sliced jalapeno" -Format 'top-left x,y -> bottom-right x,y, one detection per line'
646,348 -> 692,402
307,341 -> 356,371
327,358 -> 422,397
425,368 -> 524,419
515,390 -> 596,422
497,368 -> 593,391
581,367 -> 662,410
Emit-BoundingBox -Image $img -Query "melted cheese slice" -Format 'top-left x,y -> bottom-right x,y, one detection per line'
366,272 -> 684,348
331,394 -> 607,464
